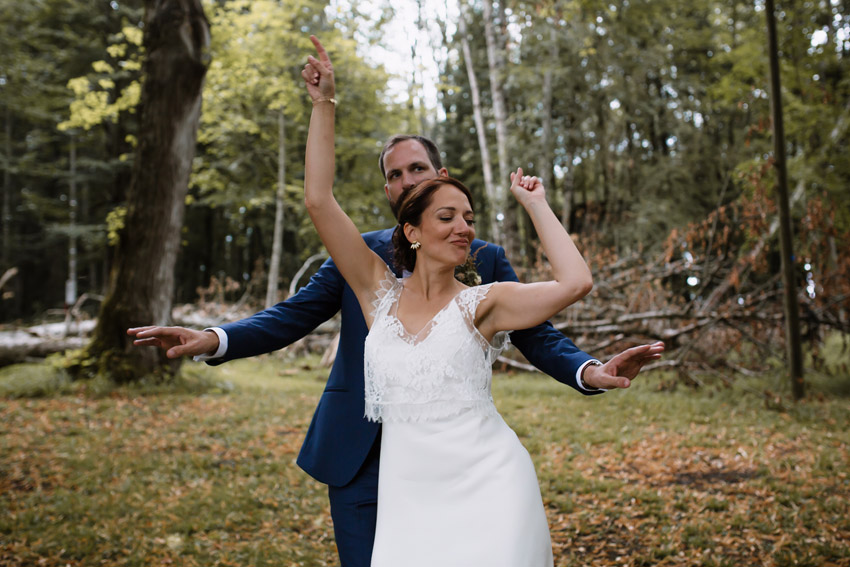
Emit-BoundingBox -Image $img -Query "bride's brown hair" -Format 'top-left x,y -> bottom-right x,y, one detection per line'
392,177 -> 475,273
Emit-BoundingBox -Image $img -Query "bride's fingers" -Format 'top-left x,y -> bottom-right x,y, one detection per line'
301,65 -> 319,85
307,55 -> 332,75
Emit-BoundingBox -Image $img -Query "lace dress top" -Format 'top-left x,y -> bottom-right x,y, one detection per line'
364,270 -> 509,423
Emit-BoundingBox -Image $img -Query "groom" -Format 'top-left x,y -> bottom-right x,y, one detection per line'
129,36 -> 664,567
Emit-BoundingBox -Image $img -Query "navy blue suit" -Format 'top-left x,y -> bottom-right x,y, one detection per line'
210,228 -> 599,565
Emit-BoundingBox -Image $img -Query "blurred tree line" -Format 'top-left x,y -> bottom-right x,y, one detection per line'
0,0 -> 406,323
1,0 -> 847,359
439,0 -> 849,255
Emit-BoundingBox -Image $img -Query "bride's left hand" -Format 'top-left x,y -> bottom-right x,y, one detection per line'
509,167 -> 546,209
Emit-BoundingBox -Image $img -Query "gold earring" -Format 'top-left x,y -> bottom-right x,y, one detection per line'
410,241 -> 421,250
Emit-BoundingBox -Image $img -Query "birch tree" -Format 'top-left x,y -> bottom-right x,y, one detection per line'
458,1 -> 499,241
480,0 -> 512,250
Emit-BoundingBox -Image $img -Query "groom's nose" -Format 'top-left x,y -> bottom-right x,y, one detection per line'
402,171 -> 417,189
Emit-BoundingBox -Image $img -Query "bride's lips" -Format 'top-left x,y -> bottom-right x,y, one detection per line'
450,239 -> 470,248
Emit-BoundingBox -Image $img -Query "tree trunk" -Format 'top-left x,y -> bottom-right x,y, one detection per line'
481,0 -> 513,253
2,103 -> 10,270
540,28 -> 557,199
561,152 -> 575,232
81,0 -> 210,383
412,0 -> 429,136
266,110 -> 286,309
765,0 -> 804,399
65,136 -> 78,333
458,3 -> 499,242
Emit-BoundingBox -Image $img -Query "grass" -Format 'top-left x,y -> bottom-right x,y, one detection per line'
1,347 -> 849,567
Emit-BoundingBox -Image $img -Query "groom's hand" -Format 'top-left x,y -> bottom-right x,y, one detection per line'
582,341 -> 665,390
127,326 -> 220,359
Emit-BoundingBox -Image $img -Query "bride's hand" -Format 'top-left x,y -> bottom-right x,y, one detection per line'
301,35 -> 335,102
509,167 -> 546,209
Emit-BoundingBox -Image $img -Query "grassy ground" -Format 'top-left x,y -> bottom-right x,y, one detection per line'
1,343 -> 849,567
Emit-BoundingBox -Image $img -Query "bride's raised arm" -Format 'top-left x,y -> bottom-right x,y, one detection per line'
476,169 -> 594,338
301,36 -> 388,323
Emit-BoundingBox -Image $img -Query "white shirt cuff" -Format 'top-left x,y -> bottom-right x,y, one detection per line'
192,327 -> 228,362
576,360 -> 608,392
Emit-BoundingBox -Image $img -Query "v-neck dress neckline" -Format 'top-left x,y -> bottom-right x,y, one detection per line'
389,282 -> 471,344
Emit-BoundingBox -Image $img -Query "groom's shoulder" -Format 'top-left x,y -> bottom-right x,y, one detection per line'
361,228 -> 394,248
470,238 -> 505,261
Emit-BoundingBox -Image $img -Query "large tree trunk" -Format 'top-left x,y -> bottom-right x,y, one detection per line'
81,0 -> 209,383
458,3 -> 499,242
266,110 -> 286,309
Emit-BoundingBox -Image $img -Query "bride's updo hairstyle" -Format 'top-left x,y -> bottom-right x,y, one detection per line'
392,176 -> 475,273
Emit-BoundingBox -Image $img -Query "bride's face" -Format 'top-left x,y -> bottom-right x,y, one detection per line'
408,185 -> 475,267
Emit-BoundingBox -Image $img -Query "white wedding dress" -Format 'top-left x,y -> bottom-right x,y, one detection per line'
364,271 -> 554,567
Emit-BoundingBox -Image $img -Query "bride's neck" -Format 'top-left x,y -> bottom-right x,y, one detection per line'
406,261 -> 461,300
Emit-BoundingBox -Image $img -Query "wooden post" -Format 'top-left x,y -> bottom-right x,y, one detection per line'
765,0 -> 804,399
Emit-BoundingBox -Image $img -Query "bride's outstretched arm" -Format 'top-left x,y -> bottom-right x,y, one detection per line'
301,36 -> 387,321
477,168 -> 593,337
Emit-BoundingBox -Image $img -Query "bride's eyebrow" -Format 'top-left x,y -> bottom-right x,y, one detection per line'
435,206 -> 473,215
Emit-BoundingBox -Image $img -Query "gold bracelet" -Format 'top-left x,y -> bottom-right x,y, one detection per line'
312,97 -> 337,106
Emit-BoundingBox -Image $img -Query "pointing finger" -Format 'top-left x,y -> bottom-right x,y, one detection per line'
309,35 -> 332,65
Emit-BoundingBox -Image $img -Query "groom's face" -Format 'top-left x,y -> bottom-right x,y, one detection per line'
383,140 -> 448,214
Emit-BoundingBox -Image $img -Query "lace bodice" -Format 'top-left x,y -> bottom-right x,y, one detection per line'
364,270 -> 509,423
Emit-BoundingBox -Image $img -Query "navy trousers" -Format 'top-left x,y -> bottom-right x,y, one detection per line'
327,433 -> 381,567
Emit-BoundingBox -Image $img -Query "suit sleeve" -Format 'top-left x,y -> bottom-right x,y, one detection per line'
491,246 -> 602,395
209,256 -> 344,365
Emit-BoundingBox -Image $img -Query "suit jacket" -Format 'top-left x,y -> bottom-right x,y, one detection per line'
211,229 -> 598,487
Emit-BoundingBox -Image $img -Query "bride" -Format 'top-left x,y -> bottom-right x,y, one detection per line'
302,37 -> 592,567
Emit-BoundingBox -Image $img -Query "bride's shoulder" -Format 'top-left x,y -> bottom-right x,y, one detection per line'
457,280 -> 509,316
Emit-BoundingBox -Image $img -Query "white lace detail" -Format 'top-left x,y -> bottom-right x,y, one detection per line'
364,279 -> 510,423
370,269 -> 402,321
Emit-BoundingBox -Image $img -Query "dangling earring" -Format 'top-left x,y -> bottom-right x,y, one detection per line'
410,241 -> 421,250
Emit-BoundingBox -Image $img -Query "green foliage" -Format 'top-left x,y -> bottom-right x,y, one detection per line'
1,0 -> 143,320
105,206 -> 127,246
181,0 -> 405,298
58,24 -> 143,132
4,0 -> 849,325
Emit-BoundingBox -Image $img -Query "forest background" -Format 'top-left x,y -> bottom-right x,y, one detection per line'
0,0 -> 849,383
2,1 -> 850,566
